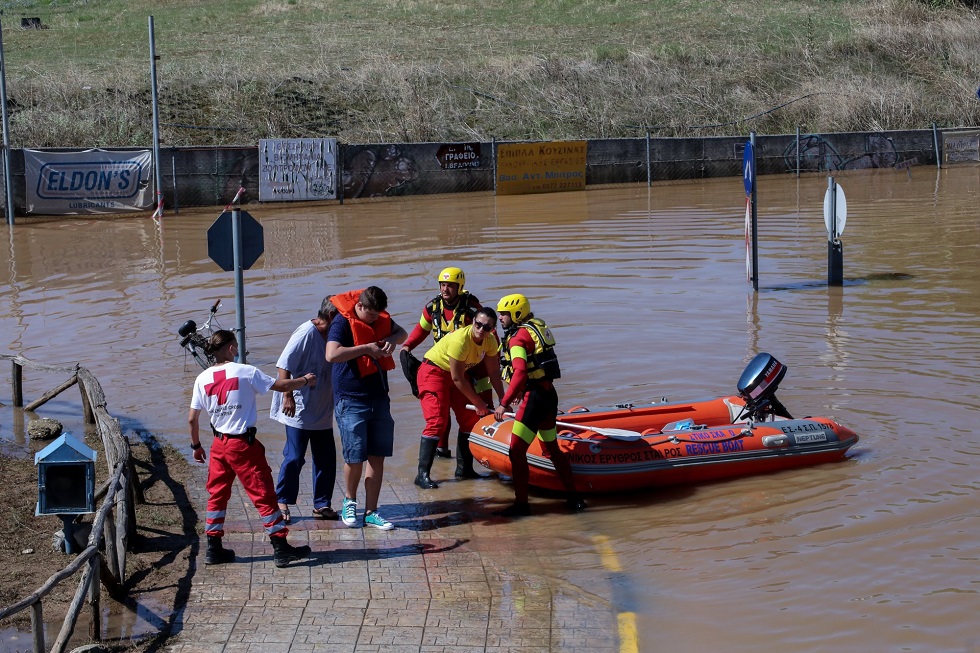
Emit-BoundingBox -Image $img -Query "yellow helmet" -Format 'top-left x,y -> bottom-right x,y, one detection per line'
437,266 -> 465,291
497,293 -> 531,322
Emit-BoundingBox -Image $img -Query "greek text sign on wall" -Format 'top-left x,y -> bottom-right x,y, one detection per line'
495,141 -> 587,195
25,149 -> 153,215
436,143 -> 481,169
259,138 -> 338,201
942,130 -> 980,163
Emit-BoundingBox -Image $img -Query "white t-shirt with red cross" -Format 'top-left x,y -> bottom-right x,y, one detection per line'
191,362 -> 276,435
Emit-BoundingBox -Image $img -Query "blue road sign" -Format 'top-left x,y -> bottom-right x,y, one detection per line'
207,210 -> 264,272
742,141 -> 754,197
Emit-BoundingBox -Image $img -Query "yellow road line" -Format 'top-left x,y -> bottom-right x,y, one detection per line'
593,534 -> 623,572
593,536 -> 637,653
618,612 -> 639,653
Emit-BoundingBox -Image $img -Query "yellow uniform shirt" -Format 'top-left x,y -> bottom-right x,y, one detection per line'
423,324 -> 499,372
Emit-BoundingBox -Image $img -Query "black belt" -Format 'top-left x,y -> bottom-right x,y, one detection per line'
211,425 -> 257,444
424,359 -> 440,367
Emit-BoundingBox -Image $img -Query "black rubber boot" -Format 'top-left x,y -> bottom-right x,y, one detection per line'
414,437 -> 440,489
566,495 -> 588,512
436,446 -> 453,458
455,430 -> 482,479
205,535 -> 235,565
271,536 -> 311,568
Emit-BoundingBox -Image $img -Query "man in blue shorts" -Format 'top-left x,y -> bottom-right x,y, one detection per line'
326,287 -> 407,530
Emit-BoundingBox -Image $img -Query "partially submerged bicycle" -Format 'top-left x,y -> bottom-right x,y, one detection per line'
177,299 -> 222,370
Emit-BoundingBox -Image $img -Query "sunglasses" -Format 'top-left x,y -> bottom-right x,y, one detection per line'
472,321 -> 494,331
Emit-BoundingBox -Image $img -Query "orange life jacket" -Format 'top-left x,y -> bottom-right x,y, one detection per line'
331,289 -> 396,378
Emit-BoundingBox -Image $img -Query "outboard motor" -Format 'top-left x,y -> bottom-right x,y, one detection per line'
736,353 -> 793,422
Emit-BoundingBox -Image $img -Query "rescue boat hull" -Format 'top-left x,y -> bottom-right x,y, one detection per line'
468,395 -> 859,493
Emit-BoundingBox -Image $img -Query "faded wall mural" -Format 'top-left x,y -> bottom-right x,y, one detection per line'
784,134 -> 899,171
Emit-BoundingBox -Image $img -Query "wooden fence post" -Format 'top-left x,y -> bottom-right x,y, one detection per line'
78,377 -> 95,424
88,556 -> 101,640
30,601 -> 44,653
12,359 -> 23,407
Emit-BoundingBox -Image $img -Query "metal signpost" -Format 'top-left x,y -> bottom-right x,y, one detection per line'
743,133 -> 759,291
207,209 -> 264,362
824,177 -> 847,286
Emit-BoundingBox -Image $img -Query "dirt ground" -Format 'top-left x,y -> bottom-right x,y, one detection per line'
0,434 -> 198,652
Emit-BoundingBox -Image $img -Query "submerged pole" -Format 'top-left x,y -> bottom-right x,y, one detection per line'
0,21 -> 15,225
827,176 -> 843,286
148,17 -> 164,217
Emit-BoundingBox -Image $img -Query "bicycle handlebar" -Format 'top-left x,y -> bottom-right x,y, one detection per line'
211,299 -> 221,313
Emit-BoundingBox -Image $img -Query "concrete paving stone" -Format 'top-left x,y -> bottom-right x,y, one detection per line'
253,585 -> 313,600
369,583 -> 435,599
164,645 -> 227,653
309,586 -> 373,600
422,629 -> 490,646
361,610 -> 427,628
170,623 -> 237,642
355,624 -> 424,646
294,624 -> 362,644
303,607 -> 368,627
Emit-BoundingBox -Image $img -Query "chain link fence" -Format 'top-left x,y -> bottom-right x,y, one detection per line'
0,128 -> 949,217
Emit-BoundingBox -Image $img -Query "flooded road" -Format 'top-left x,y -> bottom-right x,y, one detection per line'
2,164 -> 979,652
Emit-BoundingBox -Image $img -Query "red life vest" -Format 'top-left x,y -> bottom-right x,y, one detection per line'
331,289 -> 396,377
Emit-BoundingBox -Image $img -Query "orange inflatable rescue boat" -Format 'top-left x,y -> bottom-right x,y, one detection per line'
468,353 -> 859,493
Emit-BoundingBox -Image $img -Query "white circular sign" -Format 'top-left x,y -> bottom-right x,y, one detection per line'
823,184 -> 847,239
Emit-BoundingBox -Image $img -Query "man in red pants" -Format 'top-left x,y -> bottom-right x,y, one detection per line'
414,306 -> 505,489
401,266 -> 493,470
188,330 -> 315,568
494,294 -> 586,517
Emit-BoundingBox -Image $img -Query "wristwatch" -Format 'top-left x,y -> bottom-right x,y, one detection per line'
191,442 -> 203,451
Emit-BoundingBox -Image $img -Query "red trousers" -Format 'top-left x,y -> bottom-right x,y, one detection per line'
418,362 -> 480,439
205,436 -> 288,538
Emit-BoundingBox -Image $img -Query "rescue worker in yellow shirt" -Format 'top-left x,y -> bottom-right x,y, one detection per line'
413,306 -> 506,489
400,266 -> 493,467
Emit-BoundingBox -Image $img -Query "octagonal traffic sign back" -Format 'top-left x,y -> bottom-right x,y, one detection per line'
207,210 -> 264,271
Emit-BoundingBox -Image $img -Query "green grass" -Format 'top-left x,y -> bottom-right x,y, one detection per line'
2,0 -> 978,147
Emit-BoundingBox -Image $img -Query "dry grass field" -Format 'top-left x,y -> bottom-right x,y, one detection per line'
2,0 -> 979,147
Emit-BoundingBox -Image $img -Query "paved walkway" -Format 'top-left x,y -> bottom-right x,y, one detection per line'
165,449 -> 621,653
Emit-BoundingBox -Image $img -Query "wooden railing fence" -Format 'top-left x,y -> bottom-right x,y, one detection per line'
0,354 -> 144,653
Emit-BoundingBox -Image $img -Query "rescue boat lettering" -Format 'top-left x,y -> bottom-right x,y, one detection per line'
568,448 -> 677,464
795,432 -> 828,443
780,422 -> 822,434
689,429 -> 740,440
685,440 -> 745,455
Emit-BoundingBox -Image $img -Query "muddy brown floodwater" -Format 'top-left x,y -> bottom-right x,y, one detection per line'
2,165 -> 979,652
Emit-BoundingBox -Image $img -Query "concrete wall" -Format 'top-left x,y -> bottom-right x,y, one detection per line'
4,128 -> 942,215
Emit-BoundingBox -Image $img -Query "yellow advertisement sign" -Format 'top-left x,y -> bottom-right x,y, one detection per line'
496,141 -> 587,195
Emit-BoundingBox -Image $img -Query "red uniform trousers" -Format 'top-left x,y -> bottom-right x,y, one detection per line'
205,435 -> 288,539
418,361 -> 480,439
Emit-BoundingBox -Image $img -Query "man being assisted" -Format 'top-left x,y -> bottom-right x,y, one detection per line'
414,306 -> 506,489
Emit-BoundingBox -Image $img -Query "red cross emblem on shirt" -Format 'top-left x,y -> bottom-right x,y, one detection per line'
204,369 -> 239,405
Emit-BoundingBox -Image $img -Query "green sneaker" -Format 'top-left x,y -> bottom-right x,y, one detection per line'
364,511 -> 395,530
342,497 -> 358,527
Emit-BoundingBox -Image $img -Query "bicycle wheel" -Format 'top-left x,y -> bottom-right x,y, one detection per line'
187,333 -> 214,369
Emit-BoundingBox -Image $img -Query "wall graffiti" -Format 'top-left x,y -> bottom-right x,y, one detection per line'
783,134 -> 898,172
343,145 -> 418,198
